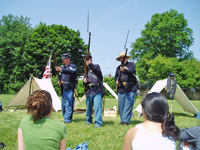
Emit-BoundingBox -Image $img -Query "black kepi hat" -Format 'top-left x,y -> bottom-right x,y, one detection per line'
61,53 -> 71,59
84,55 -> 92,59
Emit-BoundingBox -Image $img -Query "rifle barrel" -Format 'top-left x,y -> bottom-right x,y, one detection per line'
116,30 -> 129,93
84,11 -> 91,92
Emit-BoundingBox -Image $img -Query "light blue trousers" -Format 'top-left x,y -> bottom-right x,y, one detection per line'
118,91 -> 136,123
86,92 -> 102,127
62,89 -> 75,123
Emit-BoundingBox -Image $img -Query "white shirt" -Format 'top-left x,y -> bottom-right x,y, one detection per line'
132,124 -> 176,150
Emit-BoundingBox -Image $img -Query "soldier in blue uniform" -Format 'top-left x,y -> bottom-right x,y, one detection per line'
115,52 -> 137,126
83,55 -> 103,128
55,53 -> 78,123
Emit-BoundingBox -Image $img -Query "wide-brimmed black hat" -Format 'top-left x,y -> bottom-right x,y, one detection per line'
61,53 -> 71,59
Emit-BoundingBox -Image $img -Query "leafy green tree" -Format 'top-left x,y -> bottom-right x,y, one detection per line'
25,23 -> 88,78
135,52 -> 153,84
0,14 -> 33,93
130,9 -> 194,61
131,9 -> 195,85
103,77 -> 116,98
178,58 -> 200,89
147,54 -> 181,83
141,55 -> 200,90
76,79 -> 85,97
0,15 -> 88,94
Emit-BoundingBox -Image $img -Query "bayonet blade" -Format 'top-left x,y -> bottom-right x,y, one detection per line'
124,30 -> 129,49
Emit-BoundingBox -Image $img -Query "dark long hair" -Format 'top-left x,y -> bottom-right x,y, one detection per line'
26,90 -> 52,122
141,92 -> 180,141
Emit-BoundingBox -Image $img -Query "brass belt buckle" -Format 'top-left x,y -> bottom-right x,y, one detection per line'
122,82 -> 126,86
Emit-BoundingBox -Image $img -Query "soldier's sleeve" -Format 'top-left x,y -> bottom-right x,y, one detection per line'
89,63 -> 103,81
88,63 -> 100,73
124,63 -> 136,75
114,66 -> 120,81
62,64 -> 77,74
180,126 -> 200,144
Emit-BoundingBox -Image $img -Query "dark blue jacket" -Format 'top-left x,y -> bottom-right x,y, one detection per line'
114,61 -> 137,93
180,126 -> 200,150
84,63 -> 103,97
59,63 -> 78,91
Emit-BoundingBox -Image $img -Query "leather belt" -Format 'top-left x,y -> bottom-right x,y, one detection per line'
88,83 -> 99,86
62,81 -> 74,84
122,82 -> 135,86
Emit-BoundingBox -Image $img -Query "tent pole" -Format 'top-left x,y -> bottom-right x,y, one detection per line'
170,99 -> 173,114
170,78 -> 173,114
29,74 -> 33,95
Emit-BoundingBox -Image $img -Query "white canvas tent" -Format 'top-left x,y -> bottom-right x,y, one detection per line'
4,76 -> 62,112
135,78 -> 199,115
103,83 -> 118,100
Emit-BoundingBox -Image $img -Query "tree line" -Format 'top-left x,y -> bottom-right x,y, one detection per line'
131,9 -> 200,92
0,9 -> 200,96
0,14 -> 87,94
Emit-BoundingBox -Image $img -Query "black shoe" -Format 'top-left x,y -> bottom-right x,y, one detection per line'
122,122 -> 128,126
0,142 -> 6,148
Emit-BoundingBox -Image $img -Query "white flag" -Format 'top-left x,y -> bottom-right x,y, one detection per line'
42,53 -> 52,79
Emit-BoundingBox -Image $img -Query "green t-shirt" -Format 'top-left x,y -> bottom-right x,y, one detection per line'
19,115 -> 67,150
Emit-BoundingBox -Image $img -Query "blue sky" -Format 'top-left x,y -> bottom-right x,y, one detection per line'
1,0 -> 200,77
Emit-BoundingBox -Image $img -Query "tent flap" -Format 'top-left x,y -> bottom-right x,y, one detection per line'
4,77 -> 61,112
135,78 -> 199,115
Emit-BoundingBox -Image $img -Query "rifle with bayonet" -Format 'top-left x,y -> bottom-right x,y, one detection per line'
52,44 -> 63,95
116,30 -> 129,93
84,11 -> 91,92
46,27 -> 63,95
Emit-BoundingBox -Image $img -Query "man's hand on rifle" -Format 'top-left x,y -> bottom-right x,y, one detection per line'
120,66 -> 125,72
57,80 -> 62,86
84,78 -> 88,83
85,60 -> 91,66
116,80 -> 120,86
55,66 -> 62,72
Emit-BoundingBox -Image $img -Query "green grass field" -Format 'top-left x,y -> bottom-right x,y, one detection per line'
0,94 -> 199,150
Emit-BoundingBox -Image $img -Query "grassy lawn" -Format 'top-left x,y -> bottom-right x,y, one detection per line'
0,94 -> 199,150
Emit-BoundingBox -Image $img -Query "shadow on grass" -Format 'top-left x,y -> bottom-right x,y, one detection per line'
129,119 -> 143,125
72,118 -> 117,126
3,106 -> 26,110
72,118 -> 86,122
102,120 -> 115,126
173,112 -> 196,118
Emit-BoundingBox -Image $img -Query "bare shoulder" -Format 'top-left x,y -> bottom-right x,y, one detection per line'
126,127 -> 138,140
123,127 -> 138,150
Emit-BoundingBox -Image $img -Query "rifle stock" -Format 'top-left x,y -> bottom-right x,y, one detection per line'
51,43 -> 63,95
84,52 -> 90,77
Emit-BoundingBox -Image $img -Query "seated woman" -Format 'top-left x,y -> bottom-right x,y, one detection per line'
122,92 -> 180,150
18,90 -> 67,150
